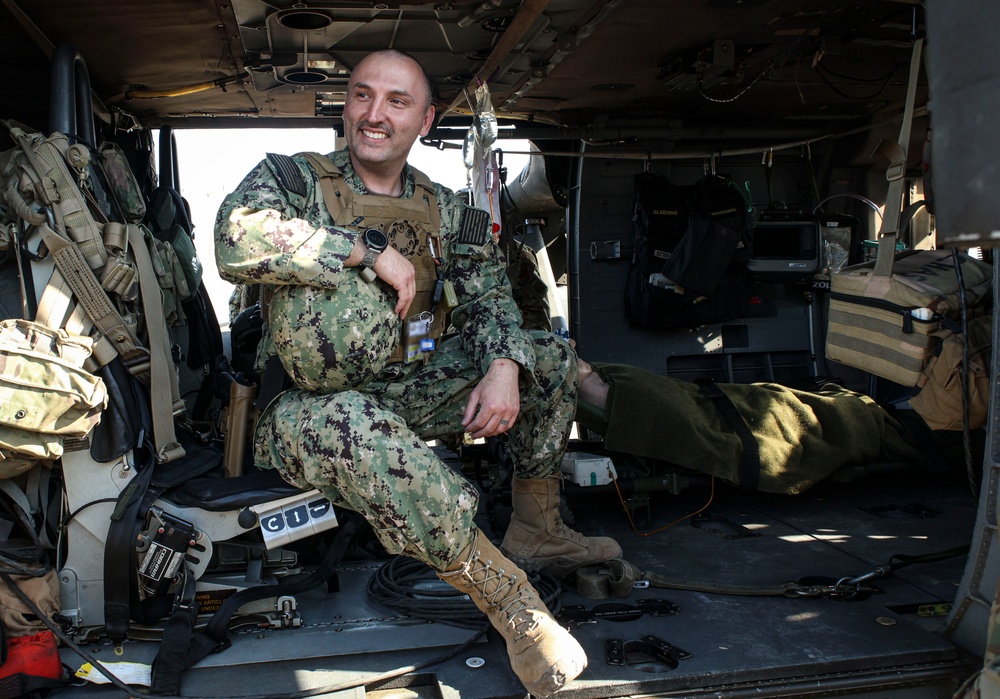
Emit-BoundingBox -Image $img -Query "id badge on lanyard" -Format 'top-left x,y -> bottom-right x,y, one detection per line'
403,311 -> 435,364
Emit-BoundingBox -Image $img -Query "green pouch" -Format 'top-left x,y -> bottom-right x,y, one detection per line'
155,223 -> 203,298
98,141 -> 147,224
147,235 -> 185,325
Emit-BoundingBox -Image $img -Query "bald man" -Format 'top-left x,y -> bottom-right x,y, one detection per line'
216,50 -> 620,696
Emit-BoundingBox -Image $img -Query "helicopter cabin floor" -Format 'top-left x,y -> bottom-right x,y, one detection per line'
52,458 -> 980,699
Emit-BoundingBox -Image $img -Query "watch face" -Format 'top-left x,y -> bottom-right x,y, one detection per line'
364,228 -> 388,250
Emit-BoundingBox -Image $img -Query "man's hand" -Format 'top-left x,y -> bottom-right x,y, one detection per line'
347,237 -> 416,318
373,247 -> 417,318
463,358 -> 521,439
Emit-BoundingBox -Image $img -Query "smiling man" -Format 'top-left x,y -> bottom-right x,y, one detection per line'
215,50 -> 620,697
341,52 -> 435,193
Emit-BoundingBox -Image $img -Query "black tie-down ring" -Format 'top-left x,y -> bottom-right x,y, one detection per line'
606,634 -> 691,672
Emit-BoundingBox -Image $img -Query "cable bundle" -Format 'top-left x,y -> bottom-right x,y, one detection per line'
366,556 -> 562,629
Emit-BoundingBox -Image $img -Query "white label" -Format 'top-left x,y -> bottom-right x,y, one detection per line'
75,662 -> 152,686
252,490 -> 339,550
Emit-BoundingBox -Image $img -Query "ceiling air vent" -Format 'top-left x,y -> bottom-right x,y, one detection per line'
266,9 -> 347,86
275,9 -> 334,31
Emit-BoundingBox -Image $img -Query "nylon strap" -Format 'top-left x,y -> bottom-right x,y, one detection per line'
299,152 -> 442,232
8,129 -> 108,270
103,453 -> 157,644
38,223 -> 143,363
39,224 -> 184,463
150,571 -> 199,696
27,464 -> 58,550
873,37 -> 923,278
34,271 -> 74,333
34,269 -> 117,367
185,515 -> 360,668
413,170 -> 443,233
254,354 -> 290,412
695,378 -> 760,491
127,224 -> 185,464
0,480 -> 32,525
299,153 -> 348,222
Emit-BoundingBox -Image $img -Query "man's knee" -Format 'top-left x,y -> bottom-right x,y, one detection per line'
254,387 -> 479,550
254,389 -> 400,484
527,331 -> 578,396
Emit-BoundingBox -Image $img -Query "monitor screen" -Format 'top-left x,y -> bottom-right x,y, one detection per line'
748,221 -> 820,277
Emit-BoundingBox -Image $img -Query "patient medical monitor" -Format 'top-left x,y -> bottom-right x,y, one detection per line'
747,220 -> 821,278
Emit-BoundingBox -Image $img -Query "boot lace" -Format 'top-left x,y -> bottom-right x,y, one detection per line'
467,552 -> 539,643
553,516 -> 586,545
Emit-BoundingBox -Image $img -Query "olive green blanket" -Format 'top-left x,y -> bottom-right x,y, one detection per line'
576,363 -> 925,494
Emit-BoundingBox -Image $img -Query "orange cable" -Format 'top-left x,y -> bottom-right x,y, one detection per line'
611,473 -> 715,537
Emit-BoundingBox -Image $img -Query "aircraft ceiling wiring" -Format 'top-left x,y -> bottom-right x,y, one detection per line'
469,105 -> 927,167
698,0 -> 850,105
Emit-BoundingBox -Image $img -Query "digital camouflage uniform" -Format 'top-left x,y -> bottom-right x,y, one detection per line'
215,148 -> 578,570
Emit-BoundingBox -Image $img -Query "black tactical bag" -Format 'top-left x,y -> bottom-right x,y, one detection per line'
625,173 -> 752,328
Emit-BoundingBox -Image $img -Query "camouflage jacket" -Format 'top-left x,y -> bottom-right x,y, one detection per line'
214,147 -> 536,378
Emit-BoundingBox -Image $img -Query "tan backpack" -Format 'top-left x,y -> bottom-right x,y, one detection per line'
910,314 -> 992,431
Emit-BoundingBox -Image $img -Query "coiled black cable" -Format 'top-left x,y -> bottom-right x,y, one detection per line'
366,555 -> 563,629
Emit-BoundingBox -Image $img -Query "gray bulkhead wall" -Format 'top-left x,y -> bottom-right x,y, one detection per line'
941,258 -> 1000,660
926,0 -> 1000,659
570,146 -> 850,384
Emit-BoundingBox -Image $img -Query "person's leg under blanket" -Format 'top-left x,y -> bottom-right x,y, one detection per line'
574,360 -> 926,494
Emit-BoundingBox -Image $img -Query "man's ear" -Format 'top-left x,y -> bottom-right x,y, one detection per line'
420,105 -> 436,138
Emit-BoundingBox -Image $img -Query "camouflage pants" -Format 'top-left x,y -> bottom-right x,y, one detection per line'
253,330 -> 578,570
955,664 -> 1000,699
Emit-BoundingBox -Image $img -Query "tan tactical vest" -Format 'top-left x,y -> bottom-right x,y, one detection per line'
299,153 -> 446,365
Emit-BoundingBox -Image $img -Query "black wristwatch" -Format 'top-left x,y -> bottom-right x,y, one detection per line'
359,228 -> 388,283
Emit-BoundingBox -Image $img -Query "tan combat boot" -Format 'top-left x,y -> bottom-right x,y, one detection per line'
501,476 -> 623,578
438,530 -> 587,698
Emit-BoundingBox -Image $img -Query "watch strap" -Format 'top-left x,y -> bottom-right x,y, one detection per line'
361,250 -> 380,268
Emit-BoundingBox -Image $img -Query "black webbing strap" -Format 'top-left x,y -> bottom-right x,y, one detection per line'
185,515 -> 359,670
150,571 -> 199,696
695,378 -> 761,491
604,558 -> 794,598
103,436 -> 222,645
184,286 -> 227,422
888,545 -> 970,572
255,354 -> 290,411
103,446 -> 157,644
